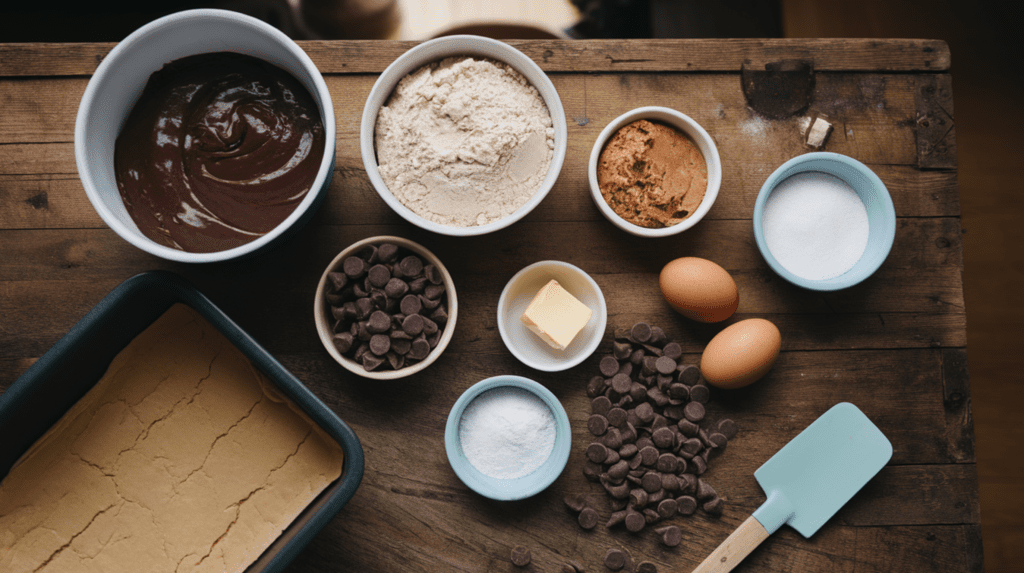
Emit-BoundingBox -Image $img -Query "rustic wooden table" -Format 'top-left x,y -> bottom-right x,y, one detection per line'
0,39 -> 978,572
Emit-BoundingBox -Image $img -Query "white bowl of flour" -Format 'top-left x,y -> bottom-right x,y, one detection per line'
361,36 -> 567,236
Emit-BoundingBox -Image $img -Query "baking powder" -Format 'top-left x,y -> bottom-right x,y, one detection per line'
375,57 -> 554,227
762,171 -> 870,281
458,387 -> 556,479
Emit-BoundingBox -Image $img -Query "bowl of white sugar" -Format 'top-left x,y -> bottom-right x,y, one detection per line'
445,375 -> 571,500
753,152 -> 896,291
361,36 -> 567,236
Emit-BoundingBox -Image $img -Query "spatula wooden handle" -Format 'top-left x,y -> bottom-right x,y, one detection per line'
691,515 -> 770,573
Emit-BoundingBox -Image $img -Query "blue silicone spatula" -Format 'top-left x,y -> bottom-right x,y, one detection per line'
692,402 -> 892,573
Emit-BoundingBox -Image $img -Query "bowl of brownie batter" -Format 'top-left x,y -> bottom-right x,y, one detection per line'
75,9 -> 335,262
589,106 -> 721,238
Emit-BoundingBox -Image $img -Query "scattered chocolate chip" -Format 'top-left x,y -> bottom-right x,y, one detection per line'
662,341 -> 682,359
511,545 -> 531,567
652,427 -> 674,449
589,414 -> 610,436
676,495 -> 697,515
588,376 -> 607,398
655,356 -> 677,375
600,356 -> 620,377
637,561 -> 658,573
703,496 -> 724,515
641,472 -> 662,493
683,401 -> 705,423
656,525 -> 682,547
718,418 -> 738,439
677,364 -> 701,386
604,548 -> 631,571
709,432 -> 728,449
587,442 -> 610,464
630,322 -> 652,343
657,498 -> 678,519
579,507 -> 600,529
625,510 -> 646,532
607,510 -> 627,528
689,384 -> 710,404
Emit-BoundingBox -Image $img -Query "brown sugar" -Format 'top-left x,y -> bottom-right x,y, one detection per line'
598,119 -> 708,228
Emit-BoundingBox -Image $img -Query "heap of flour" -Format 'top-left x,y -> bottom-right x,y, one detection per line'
375,57 -> 555,227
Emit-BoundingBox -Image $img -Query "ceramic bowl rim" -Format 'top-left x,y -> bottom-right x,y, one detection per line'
752,151 -> 897,291
74,8 -> 336,263
359,34 -> 567,237
444,375 -> 571,500
587,106 -> 722,237
496,260 -> 607,372
313,235 -> 458,380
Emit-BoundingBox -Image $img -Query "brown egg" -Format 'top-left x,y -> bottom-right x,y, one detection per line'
700,318 -> 781,389
659,257 -> 739,323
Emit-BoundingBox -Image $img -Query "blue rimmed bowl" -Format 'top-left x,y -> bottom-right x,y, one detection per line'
445,375 -> 571,501
753,152 -> 896,291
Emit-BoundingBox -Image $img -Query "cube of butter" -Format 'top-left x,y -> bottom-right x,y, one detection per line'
520,279 -> 593,350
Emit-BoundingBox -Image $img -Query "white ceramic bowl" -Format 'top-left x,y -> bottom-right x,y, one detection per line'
588,106 -> 721,237
314,235 -> 458,380
360,35 -> 567,236
497,261 -> 607,372
75,9 -> 336,263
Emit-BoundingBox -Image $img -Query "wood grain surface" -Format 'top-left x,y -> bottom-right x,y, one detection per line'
0,40 -> 975,573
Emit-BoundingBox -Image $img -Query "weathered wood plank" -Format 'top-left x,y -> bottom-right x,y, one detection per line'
0,215 -> 964,276
942,348 -> 975,463
915,75 -> 957,169
0,162 -> 961,231
0,39 -> 951,78
0,73 -> 923,165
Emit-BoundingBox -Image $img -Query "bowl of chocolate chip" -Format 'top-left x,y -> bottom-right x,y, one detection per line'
589,106 -> 721,238
75,9 -> 335,262
315,236 -> 458,380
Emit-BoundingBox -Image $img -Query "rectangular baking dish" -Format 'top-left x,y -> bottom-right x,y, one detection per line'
0,270 -> 363,573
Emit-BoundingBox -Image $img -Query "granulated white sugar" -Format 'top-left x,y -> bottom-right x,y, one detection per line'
762,171 -> 869,281
458,386 -> 556,480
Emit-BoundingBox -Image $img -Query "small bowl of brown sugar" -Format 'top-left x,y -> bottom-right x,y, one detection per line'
589,107 -> 721,237
314,236 -> 457,380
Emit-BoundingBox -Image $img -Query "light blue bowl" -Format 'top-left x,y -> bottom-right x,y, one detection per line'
445,375 -> 571,501
753,152 -> 896,291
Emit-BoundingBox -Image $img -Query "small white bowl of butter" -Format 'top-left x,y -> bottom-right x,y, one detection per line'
497,261 -> 607,372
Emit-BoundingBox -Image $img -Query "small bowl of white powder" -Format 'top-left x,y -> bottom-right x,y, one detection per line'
445,375 -> 571,500
753,152 -> 896,291
361,35 -> 567,236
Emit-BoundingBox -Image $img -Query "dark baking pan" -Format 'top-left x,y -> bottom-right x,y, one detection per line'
0,270 -> 363,573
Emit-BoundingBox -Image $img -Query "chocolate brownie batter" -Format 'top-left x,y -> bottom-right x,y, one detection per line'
114,52 -> 325,253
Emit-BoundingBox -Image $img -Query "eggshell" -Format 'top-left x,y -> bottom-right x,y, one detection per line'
700,318 -> 781,389
659,257 -> 739,323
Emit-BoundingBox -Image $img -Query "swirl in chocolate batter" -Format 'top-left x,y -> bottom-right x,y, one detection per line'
114,52 -> 325,253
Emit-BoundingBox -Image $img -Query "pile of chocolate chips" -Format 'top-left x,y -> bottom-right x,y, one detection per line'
324,242 -> 449,371
580,323 -> 737,534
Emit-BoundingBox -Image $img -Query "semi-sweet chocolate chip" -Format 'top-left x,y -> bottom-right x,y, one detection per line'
579,507 -> 600,530
604,548 -> 631,571
511,545 -> 531,567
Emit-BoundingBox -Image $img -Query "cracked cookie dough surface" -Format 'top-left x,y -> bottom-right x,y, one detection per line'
0,304 -> 344,573
598,119 -> 708,228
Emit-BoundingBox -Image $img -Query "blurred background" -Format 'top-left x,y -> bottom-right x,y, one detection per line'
2,0 -> 1019,571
